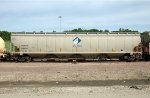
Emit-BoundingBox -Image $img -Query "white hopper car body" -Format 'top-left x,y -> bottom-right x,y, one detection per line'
10,32 -> 142,61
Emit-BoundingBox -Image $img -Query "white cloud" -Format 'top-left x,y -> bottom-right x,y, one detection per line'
0,0 -> 150,32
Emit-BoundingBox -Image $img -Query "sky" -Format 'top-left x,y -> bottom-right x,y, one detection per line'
0,0 -> 150,32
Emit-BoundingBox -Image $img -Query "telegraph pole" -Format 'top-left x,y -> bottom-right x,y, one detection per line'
58,16 -> 62,32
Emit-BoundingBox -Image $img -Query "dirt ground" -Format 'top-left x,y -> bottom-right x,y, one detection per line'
0,62 -> 150,98
0,86 -> 150,98
0,62 -> 150,82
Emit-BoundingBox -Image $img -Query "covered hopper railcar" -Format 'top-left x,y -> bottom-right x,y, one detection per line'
8,32 -> 142,62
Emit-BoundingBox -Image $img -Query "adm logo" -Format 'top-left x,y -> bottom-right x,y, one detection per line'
73,37 -> 82,47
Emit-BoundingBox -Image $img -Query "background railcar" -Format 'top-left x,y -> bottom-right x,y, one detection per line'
0,37 -> 6,59
141,32 -> 150,60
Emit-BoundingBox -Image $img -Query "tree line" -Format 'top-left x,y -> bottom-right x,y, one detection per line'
64,28 -> 138,32
0,31 -> 11,41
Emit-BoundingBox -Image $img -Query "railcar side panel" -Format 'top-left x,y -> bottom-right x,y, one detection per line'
90,36 -> 99,52
124,36 -> 133,52
107,36 -> 116,52
116,36 -> 125,52
98,36 -> 107,52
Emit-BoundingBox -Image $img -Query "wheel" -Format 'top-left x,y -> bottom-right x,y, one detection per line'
17,55 -> 32,62
128,56 -> 136,62
134,54 -> 142,61
17,56 -> 26,62
124,55 -> 136,62
25,56 -> 32,62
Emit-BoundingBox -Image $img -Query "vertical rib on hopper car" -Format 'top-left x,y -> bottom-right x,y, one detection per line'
10,32 -> 142,62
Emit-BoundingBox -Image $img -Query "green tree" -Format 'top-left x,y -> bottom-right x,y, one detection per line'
104,29 -> 109,32
64,28 -> 105,32
88,29 -> 99,32
0,31 -> 11,41
117,28 -> 138,32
